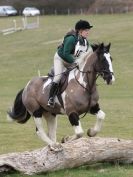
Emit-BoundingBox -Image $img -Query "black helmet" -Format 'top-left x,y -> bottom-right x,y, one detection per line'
75,20 -> 93,31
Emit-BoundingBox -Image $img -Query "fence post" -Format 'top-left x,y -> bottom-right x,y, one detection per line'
80,8 -> 83,15
13,19 -> 17,31
95,7 -> 98,14
125,6 -> 128,13
54,9 -> 57,15
110,7 -> 113,14
42,9 -> 45,15
67,8 -> 70,15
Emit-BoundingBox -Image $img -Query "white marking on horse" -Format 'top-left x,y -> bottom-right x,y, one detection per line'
96,110 -> 105,120
42,78 -> 52,93
68,58 -> 88,88
93,110 -> 105,132
78,72 -> 87,88
43,112 -> 57,142
34,117 -> 53,145
68,69 -> 75,82
25,80 -> 31,90
73,121 -> 84,136
104,53 -> 115,82
62,91 -> 67,110
70,89 -> 73,93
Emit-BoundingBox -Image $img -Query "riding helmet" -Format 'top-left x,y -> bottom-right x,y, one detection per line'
75,20 -> 93,31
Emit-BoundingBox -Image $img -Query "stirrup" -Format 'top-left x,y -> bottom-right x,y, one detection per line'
47,98 -> 55,108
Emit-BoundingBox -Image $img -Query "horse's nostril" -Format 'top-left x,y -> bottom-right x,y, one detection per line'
109,75 -> 112,80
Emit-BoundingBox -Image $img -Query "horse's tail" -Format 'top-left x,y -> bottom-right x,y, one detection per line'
7,89 -> 31,124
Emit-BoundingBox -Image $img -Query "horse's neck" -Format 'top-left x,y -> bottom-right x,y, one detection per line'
68,51 -> 97,91
77,50 -> 97,72
76,50 -> 93,71
79,52 -> 97,88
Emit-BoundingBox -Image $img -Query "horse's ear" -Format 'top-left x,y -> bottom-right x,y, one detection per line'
100,43 -> 104,50
96,43 -> 104,54
91,43 -> 98,51
107,43 -> 111,51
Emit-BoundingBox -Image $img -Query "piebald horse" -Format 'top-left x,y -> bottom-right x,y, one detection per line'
8,43 -> 115,151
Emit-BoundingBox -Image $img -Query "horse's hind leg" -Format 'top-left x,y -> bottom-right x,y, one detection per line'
33,108 -> 54,145
87,103 -> 105,137
43,112 -> 63,151
43,112 -> 57,143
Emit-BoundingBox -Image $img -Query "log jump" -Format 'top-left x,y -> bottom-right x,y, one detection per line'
0,137 -> 133,175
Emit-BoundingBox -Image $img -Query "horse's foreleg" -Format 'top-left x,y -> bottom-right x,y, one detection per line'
69,112 -> 84,138
62,112 -> 84,143
34,117 -> 54,145
43,112 -> 57,143
87,104 -> 105,137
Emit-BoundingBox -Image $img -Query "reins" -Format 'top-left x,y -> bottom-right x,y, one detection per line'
74,66 -> 101,119
48,65 -> 78,78
73,60 -> 114,118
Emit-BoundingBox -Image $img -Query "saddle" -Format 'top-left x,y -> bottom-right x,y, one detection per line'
47,63 -> 78,94
46,63 -> 78,107
47,66 -> 69,94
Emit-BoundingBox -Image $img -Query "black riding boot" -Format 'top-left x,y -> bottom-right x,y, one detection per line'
47,82 -> 58,107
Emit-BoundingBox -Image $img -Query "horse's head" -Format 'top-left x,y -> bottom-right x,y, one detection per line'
95,43 -> 115,85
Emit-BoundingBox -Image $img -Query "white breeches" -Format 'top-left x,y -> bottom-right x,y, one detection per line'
53,52 -> 66,83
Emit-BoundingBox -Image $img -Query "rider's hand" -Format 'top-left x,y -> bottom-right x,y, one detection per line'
67,62 -> 79,70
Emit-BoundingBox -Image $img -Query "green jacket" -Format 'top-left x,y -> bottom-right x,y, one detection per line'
58,35 -> 77,63
58,31 -> 89,63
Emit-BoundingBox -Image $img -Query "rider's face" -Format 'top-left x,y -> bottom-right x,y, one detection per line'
79,29 -> 90,38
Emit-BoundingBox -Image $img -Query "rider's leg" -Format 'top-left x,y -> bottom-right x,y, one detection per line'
47,82 -> 59,107
47,52 -> 65,107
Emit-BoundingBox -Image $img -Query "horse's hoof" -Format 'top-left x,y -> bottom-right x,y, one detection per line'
48,143 -> 63,152
87,128 -> 97,137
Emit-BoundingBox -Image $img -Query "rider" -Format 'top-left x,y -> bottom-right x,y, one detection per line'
47,19 -> 93,107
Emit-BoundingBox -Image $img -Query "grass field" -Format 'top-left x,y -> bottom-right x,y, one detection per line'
0,13 -> 133,177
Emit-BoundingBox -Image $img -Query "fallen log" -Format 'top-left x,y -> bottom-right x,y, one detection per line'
0,137 -> 133,175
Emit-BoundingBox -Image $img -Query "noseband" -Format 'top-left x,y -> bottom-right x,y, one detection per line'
98,69 -> 114,77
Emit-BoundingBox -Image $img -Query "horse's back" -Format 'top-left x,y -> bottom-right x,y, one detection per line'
22,76 -> 49,111
22,76 -> 64,114
24,76 -> 48,95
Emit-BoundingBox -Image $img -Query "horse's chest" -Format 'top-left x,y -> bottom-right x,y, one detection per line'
62,78 -> 99,114
62,83 -> 89,113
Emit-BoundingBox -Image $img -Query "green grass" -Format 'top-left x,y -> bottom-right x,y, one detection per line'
0,13 -> 133,176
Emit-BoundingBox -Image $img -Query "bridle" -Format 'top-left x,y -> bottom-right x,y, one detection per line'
74,64 -> 114,92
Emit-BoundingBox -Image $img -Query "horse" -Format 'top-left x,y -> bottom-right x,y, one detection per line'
8,43 -> 115,151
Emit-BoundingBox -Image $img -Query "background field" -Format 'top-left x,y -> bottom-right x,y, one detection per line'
0,13 -> 133,176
